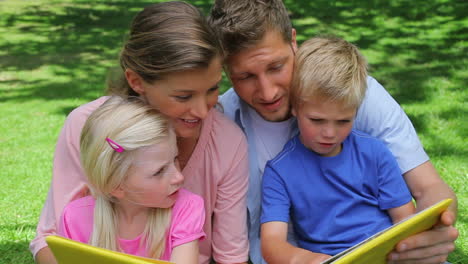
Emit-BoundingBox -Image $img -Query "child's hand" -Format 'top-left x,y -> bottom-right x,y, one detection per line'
292,250 -> 331,264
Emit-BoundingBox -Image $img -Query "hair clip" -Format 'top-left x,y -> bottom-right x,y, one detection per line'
106,138 -> 125,153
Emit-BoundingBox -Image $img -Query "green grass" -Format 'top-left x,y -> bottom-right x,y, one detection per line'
0,0 -> 466,263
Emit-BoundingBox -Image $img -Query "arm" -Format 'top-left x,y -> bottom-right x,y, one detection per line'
261,222 -> 330,264
388,162 -> 458,264
212,132 -> 249,264
170,241 -> 199,264
32,99 -> 105,263
355,77 -> 458,262
388,202 -> 416,224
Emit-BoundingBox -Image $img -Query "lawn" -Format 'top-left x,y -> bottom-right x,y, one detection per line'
0,0 -> 466,263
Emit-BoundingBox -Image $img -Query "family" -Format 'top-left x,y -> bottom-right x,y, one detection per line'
30,1 -> 458,264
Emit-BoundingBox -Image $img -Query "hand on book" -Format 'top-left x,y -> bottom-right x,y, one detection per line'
387,210 -> 458,264
293,250 -> 331,264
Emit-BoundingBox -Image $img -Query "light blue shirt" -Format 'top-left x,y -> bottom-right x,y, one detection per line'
219,76 -> 429,264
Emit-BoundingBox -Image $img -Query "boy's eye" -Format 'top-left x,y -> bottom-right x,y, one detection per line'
270,64 -> 283,71
310,118 -> 323,123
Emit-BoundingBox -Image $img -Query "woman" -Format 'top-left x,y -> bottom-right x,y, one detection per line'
31,2 -> 249,264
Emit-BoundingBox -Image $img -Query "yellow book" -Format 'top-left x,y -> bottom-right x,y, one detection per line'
320,198 -> 452,264
46,235 -> 174,264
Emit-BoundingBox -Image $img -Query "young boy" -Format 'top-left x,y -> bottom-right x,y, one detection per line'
260,37 -> 417,263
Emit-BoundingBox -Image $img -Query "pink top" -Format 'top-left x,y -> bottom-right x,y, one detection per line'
31,96 -> 249,264
58,189 -> 206,260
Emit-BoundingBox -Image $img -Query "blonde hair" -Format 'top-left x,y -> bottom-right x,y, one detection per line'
108,1 -> 223,97
291,36 -> 368,109
80,96 -> 172,258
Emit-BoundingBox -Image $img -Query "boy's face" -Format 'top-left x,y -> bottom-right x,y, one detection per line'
226,29 -> 297,122
292,96 -> 356,157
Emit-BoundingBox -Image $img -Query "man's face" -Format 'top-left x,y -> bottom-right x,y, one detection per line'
226,29 -> 297,122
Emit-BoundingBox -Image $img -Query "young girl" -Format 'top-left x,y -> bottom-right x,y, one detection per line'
58,96 -> 205,263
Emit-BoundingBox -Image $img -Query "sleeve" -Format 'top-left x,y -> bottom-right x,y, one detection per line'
261,162 -> 291,224
355,76 -> 429,173
211,133 -> 249,264
29,106 -> 92,258
170,193 -> 206,248
374,140 -> 413,210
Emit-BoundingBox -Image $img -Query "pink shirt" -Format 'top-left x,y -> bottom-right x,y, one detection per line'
59,189 -> 205,260
31,96 -> 249,264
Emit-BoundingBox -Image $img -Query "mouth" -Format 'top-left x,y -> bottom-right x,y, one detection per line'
178,118 -> 201,127
319,143 -> 334,148
168,189 -> 180,199
260,97 -> 283,112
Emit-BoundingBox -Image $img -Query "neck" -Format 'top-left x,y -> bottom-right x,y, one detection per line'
176,137 -> 198,170
114,202 -> 149,239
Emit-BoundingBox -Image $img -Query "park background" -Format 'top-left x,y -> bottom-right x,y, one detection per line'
0,0 -> 466,263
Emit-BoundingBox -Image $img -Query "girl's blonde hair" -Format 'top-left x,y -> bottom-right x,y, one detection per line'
291,36 -> 368,109
80,96 -> 172,258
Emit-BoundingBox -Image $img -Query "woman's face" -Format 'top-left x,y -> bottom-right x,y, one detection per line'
135,58 -> 222,140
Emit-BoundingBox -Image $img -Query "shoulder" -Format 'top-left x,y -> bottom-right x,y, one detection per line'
63,196 -> 95,216
209,109 -> 247,146
268,136 -> 300,167
173,189 -> 204,211
348,130 -> 389,153
218,88 -> 241,121
64,96 -> 110,128
171,189 -> 205,226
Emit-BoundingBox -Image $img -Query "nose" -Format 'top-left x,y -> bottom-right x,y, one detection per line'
191,97 -> 209,119
257,74 -> 278,102
170,165 -> 184,186
321,123 -> 336,139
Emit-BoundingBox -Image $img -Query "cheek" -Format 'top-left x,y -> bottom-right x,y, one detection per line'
207,92 -> 219,108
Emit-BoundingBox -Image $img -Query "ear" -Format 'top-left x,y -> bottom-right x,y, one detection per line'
291,28 -> 298,54
125,69 -> 145,95
291,107 -> 297,117
110,185 -> 125,199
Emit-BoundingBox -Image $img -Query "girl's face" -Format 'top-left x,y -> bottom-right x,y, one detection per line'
119,133 -> 184,209
132,57 -> 222,140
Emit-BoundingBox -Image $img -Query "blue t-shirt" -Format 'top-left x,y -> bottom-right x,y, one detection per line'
261,130 -> 412,255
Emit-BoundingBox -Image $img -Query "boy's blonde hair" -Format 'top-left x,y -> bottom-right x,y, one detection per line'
80,96 -> 172,258
291,36 -> 368,109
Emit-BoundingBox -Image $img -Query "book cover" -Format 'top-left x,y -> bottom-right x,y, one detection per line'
321,198 -> 452,264
46,235 -> 174,264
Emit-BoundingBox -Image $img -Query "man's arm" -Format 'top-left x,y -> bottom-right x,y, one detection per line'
261,222 -> 331,264
388,161 -> 459,264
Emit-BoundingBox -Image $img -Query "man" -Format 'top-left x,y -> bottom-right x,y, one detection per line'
209,1 -> 458,264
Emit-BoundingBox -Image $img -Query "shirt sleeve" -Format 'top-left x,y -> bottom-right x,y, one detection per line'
355,76 -> 429,173
374,140 -> 413,210
170,192 -> 206,248
211,132 -> 249,264
261,162 -> 291,224
29,100 -> 103,258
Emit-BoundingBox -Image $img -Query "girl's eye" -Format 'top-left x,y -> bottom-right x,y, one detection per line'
310,118 -> 323,123
270,64 -> 283,71
153,166 -> 165,176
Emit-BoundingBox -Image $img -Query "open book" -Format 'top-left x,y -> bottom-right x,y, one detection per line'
320,198 -> 452,264
46,235 -> 174,264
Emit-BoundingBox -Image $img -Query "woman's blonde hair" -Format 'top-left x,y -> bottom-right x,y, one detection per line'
80,96 -> 172,258
291,36 -> 368,109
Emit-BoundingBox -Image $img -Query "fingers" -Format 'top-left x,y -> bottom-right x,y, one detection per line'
395,225 -> 458,251
388,252 -> 450,264
439,210 -> 456,226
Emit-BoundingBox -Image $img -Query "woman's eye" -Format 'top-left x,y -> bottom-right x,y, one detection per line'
208,85 -> 219,93
174,95 -> 191,101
